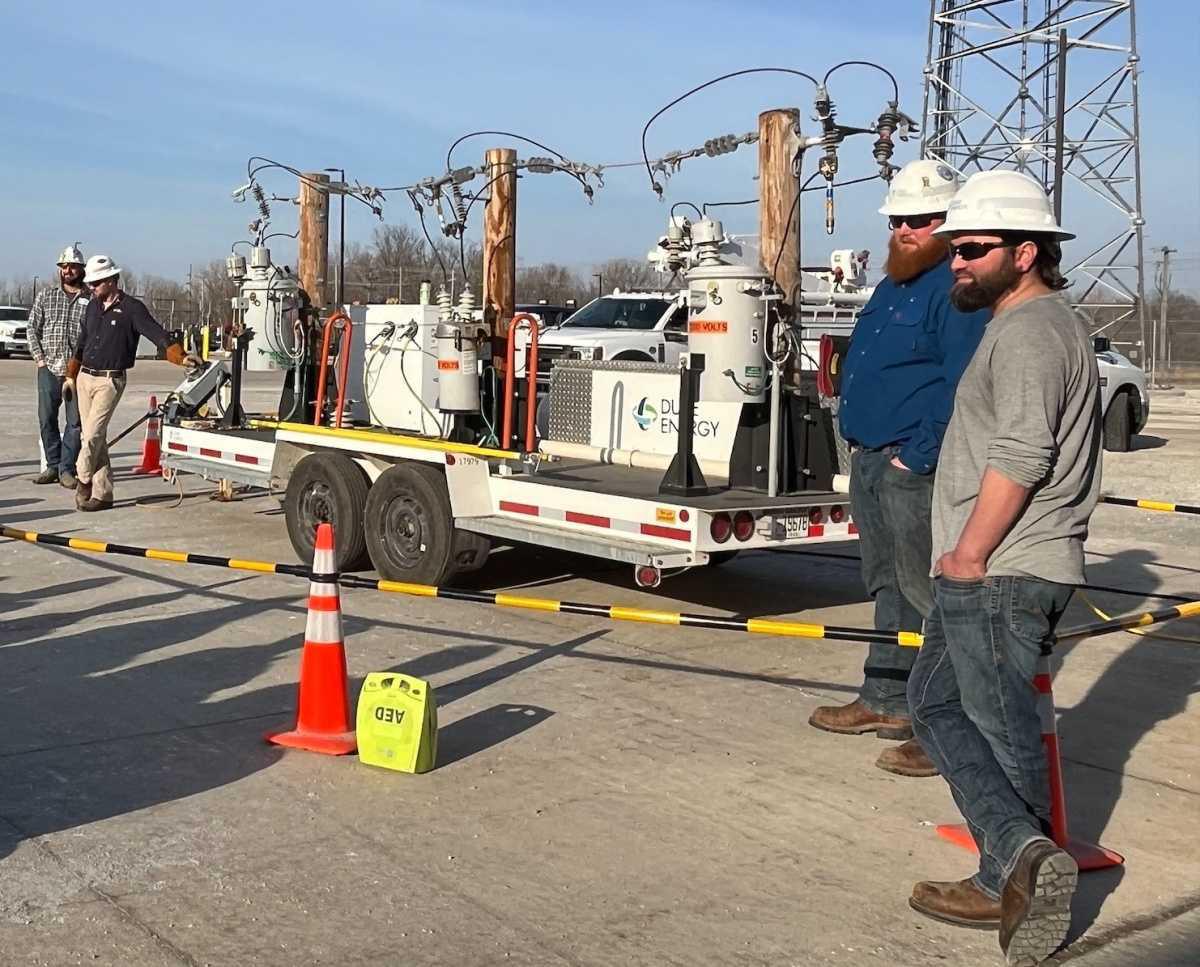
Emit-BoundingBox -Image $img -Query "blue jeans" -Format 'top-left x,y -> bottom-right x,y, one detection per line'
850,448 -> 935,717
37,365 -> 81,475
909,575 -> 1074,898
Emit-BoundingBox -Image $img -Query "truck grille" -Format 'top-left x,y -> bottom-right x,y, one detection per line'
12,327 -> 27,339
536,344 -> 580,382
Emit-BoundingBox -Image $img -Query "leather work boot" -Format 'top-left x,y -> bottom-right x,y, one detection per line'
1000,838 -> 1077,966
808,700 -> 913,739
875,737 -> 939,777
75,480 -> 93,510
909,878 -> 1001,930
80,498 -> 114,513
33,468 -> 59,485
60,471 -> 77,489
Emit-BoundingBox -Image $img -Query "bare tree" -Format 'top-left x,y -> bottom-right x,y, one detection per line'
517,263 -> 585,305
592,257 -> 668,294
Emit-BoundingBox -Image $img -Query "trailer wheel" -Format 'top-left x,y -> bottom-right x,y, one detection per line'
1104,389 -> 1133,452
365,462 -> 458,586
284,451 -> 371,570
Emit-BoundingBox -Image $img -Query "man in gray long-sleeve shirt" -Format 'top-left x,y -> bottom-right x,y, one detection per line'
902,171 -> 1101,967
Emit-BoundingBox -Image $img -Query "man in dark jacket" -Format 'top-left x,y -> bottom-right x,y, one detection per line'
808,160 -> 988,777
65,255 -> 195,511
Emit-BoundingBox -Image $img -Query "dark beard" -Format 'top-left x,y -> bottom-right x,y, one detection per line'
885,234 -> 949,283
950,259 -> 1021,312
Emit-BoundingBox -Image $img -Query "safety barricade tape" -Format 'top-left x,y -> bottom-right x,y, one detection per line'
1101,495 -> 1200,516
4,524 -> 1198,648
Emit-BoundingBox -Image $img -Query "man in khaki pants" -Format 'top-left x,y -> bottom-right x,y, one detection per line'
64,255 -> 194,511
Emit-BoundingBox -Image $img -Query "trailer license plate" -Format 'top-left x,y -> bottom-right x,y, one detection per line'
782,514 -> 808,539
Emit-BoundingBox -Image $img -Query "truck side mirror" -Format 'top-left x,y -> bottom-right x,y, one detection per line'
1093,335 -> 1111,353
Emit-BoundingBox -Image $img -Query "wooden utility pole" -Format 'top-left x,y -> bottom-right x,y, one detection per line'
298,172 -> 330,308
759,109 -> 802,387
482,147 -> 517,370
758,109 -> 802,307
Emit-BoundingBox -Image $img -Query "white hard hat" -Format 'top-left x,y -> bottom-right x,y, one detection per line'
83,254 -> 122,284
933,169 -> 1074,240
878,159 -> 960,217
57,243 -> 85,266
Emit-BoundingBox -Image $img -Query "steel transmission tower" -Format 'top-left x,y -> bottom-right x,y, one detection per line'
922,1 -> 1147,358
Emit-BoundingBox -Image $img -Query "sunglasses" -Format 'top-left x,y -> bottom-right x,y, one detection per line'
87,279 -> 112,289
948,241 -> 1019,262
888,212 -> 944,230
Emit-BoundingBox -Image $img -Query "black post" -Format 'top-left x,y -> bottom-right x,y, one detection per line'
221,331 -> 249,429
659,353 -> 710,497
1052,29 -> 1068,224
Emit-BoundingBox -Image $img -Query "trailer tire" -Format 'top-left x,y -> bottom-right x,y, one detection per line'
283,451 -> 371,570
365,462 -> 458,586
1104,389 -> 1133,452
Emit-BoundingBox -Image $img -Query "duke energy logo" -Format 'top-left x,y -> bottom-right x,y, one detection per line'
633,397 -> 658,430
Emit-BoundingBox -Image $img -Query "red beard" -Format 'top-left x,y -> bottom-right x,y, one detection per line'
885,233 -> 949,283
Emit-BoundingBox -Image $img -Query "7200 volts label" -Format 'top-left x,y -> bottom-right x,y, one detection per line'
689,320 -> 729,334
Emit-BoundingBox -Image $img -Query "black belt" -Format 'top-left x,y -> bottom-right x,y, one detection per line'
82,366 -> 126,378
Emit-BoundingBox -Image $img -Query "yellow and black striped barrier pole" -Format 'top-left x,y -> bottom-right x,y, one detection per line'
1101,495 -> 1200,516
5,524 -> 1198,648
1,524 -> 915,647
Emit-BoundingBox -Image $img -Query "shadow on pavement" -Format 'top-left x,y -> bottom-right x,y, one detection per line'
1054,547 -> 1200,939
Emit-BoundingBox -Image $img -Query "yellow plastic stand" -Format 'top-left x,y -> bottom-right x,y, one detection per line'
355,673 -> 437,773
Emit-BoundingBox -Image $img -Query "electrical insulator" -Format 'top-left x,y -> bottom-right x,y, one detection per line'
874,103 -> 899,180
450,183 -> 468,234
437,286 -> 453,322
525,156 -> 557,174
703,134 -> 738,157
457,285 -> 475,319
251,183 -> 271,222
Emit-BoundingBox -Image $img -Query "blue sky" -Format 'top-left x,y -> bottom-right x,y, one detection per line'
2,0 -> 1197,289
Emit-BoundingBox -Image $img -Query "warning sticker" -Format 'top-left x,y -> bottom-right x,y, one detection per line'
656,507 -> 677,524
689,320 -> 729,334
437,360 -> 461,371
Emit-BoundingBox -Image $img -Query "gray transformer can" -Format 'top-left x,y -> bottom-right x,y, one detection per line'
435,322 -> 481,413
238,247 -> 303,372
685,260 -> 771,404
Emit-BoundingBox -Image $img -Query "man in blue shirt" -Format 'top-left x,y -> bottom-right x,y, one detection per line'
809,160 -> 989,777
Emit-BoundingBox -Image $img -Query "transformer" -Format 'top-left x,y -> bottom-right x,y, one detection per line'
683,219 -> 771,405
233,246 -> 304,372
435,286 -> 482,414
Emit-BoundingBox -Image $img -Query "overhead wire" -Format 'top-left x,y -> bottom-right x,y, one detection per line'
640,67 -> 820,195
822,61 -> 900,103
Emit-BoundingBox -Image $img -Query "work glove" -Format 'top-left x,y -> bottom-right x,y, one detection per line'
62,378 -> 75,403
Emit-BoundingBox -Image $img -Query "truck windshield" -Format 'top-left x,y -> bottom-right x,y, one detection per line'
561,298 -> 670,330
0,308 -> 29,321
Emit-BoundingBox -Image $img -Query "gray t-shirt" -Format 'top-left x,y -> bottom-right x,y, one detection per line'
932,292 -> 1102,585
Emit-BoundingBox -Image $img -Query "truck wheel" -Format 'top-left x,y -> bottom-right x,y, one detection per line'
284,451 -> 371,570
365,462 -> 458,586
1103,390 -> 1133,452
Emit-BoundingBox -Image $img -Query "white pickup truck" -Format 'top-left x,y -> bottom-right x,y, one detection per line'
1094,338 -> 1149,451
0,306 -> 31,358
532,291 -> 689,384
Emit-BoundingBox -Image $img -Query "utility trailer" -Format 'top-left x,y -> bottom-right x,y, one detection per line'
161,214 -> 861,588
161,417 -> 855,589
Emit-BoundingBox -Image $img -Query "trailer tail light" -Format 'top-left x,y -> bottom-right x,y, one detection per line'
710,513 -> 733,544
733,510 -> 755,542
830,505 -> 845,524
810,507 -> 824,526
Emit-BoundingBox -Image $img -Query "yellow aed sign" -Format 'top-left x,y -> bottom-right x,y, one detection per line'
655,507 -> 676,523
356,672 -> 438,774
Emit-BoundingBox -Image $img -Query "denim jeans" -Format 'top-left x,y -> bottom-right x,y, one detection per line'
909,575 -> 1074,898
37,365 -> 81,475
849,448 -> 935,717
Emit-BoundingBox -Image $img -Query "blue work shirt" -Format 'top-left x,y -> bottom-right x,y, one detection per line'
839,259 -> 988,475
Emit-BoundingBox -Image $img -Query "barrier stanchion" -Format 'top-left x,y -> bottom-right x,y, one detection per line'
936,651 -> 1124,871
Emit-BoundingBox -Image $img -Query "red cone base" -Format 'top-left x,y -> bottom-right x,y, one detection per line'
935,823 -> 1124,872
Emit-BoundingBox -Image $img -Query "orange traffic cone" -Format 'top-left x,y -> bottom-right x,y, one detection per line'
936,651 -> 1123,871
266,522 -> 357,755
132,395 -> 162,475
